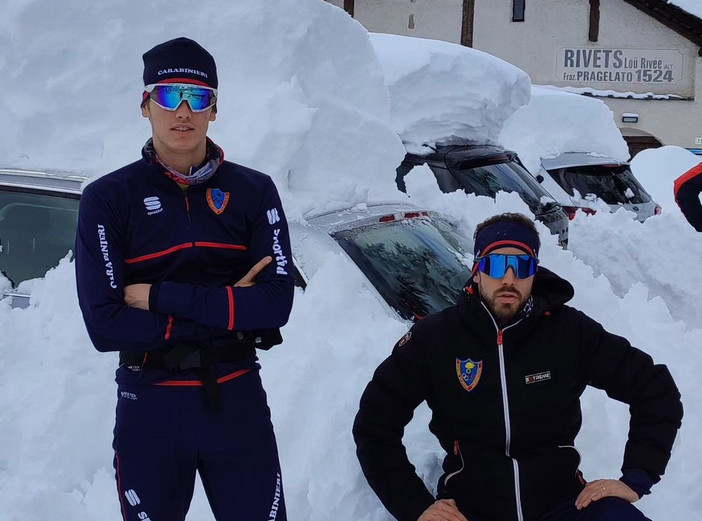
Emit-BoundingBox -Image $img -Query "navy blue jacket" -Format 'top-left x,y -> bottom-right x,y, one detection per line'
75,152 -> 294,356
674,162 -> 702,232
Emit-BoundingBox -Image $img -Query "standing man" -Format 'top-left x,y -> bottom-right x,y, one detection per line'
674,162 -> 702,231
76,37 -> 293,521
353,213 -> 682,521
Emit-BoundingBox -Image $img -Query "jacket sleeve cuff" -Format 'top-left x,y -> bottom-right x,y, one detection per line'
620,469 -> 657,498
148,282 -> 161,313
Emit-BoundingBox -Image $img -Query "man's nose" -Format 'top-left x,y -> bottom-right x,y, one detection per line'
174,100 -> 193,117
501,267 -> 517,283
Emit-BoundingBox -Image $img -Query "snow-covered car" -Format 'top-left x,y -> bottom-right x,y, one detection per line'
536,153 -> 661,222
292,204 -> 474,321
396,144 -> 569,247
0,168 -> 85,308
1,169 -> 474,318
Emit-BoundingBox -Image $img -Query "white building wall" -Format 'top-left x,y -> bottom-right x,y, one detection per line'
350,0 -> 464,43
474,0 -> 695,97
472,0 -> 701,148
325,0 -> 702,148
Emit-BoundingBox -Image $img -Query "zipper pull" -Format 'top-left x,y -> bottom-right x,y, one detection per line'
454,440 -> 459,456
497,329 -> 503,346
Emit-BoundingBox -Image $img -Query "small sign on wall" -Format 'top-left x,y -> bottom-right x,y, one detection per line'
556,48 -> 683,86
695,137 -> 702,145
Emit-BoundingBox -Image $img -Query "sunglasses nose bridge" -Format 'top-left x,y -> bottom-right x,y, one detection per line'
172,98 -> 195,115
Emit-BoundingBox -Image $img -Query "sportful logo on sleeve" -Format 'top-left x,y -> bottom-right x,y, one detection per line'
267,208 -> 280,225
268,207 -> 288,275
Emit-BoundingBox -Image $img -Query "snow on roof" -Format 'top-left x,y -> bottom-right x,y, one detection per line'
369,33 -> 531,154
500,85 -> 631,174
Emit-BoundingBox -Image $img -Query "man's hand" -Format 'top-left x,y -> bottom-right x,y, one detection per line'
418,499 -> 469,521
124,283 -> 151,310
575,478 -> 639,510
235,256 -> 272,287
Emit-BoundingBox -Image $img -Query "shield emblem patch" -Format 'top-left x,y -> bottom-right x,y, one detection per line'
456,357 -> 483,392
207,188 -> 230,215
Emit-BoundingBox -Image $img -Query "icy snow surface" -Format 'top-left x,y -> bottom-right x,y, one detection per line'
0,1 -> 700,520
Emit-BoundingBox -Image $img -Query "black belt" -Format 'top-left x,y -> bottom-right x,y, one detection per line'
118,328 -> 283,369
118,328 -> 283,410
119,343 -> 254,370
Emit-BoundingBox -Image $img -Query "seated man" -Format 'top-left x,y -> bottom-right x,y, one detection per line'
353,212 -> 682,521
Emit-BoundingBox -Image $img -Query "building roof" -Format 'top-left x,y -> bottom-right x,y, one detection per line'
623,0 -> 702,54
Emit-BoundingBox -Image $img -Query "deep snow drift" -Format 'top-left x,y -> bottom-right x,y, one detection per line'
0,1 -> 700,521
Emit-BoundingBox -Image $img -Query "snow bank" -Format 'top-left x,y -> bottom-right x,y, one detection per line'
370,33 -> 531,154
0,0 -> 406,216
500,86 -> 630,174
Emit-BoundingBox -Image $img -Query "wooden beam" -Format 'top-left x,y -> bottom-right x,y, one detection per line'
461,0 -> 475,47
589,0 -> 600,42
344,0 -> 354,17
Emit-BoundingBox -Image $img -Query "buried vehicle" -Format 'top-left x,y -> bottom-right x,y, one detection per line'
0,167 -> 474,319
536,152 -> 661,221
396,144 -> 569,247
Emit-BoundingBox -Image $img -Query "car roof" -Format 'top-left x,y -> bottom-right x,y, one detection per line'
406,144 -> 518,165
541,152 -> 628,170
304,202 -> 436,233
0,168 -> 88,195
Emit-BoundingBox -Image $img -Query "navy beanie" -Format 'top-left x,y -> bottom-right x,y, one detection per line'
142,37 -> 218,88
474,221 -> 540,259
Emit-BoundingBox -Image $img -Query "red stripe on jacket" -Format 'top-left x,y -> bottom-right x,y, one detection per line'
125,242 -> 247,264
674,162 -> 702,202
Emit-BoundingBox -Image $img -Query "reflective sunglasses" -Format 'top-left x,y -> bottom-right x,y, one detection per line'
475,253 -> 538,279
145,83 -> 218,112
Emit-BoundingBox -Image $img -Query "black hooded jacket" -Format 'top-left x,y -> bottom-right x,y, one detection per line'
674,163 -> 702,232
353,268 -> 682,521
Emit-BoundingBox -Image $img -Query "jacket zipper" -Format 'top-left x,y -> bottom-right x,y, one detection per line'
184,191 -> 192,225
443,440 -> 465,488
482,302 -> 525,521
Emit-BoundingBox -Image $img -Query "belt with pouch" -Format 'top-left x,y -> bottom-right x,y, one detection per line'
119,328 -> 283,409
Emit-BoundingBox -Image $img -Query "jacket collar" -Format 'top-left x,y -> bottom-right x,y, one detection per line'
458,267 -> 574,330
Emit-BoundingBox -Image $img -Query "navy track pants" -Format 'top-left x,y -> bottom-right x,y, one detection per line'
537,493 -> 652,521
112,369 -> 286,521
465,494 -> 651,521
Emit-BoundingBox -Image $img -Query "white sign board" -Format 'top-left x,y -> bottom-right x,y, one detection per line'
557,48 -> 683,85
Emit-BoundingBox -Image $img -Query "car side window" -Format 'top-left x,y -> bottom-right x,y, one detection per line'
0,188 -> 79,286
426,165 -> 463,193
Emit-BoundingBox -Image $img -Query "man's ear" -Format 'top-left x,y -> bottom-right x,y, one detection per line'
141,102 -> 150,119
473,272 -> 479,284
209,106 -> 217,122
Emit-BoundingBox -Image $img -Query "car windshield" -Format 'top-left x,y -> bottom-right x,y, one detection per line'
332,215 -> 473,320
442,160 -> 549,211
0,188 -> 79,286
549,164 -> 651,204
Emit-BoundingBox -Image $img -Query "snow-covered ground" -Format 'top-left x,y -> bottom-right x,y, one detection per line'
1,1 -> 701,521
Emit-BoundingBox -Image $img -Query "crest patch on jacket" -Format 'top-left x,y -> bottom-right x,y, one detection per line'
456,357 -> 483,392
207,188 -> 230,215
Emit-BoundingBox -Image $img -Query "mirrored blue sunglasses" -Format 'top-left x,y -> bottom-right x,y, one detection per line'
475,253 -> 538,279
145,83 -> 218,112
